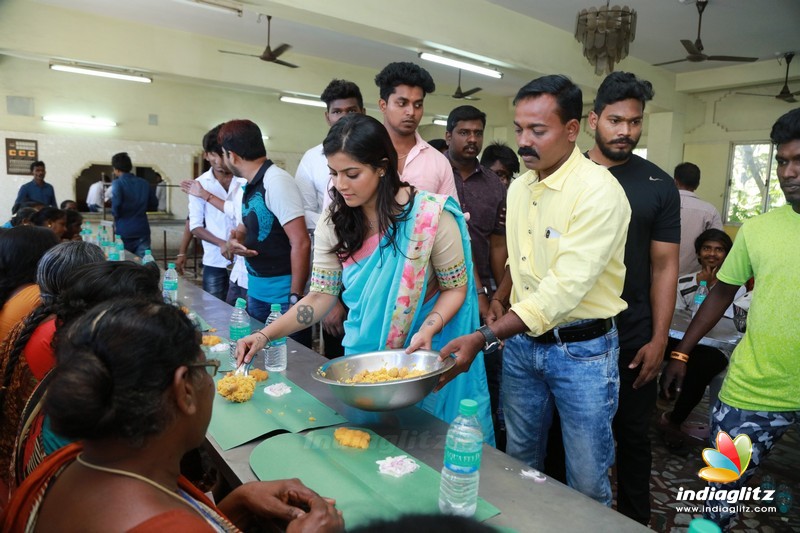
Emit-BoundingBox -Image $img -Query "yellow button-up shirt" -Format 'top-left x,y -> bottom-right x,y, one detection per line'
507,146 -> 631,336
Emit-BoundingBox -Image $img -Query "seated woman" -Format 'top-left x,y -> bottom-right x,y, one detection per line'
0,226 -> 59,343
236,114 -> 493,442
660,229 -> 746,447
29,208 -> 67,240
1,299 -> 343,532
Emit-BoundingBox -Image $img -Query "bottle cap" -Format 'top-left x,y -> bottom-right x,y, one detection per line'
235,298 -> 247,309
687,518 -> 721,533
145,249 -> 151,255
699,280 -> 707,286
270,303 -> 282,312
458,399 -> 478,416
168,262 -> 176,269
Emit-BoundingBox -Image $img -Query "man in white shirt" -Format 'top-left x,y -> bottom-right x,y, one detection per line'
374,62 -> 457,201
674,162 -> 723,277
155,173 -> 167,212
296,79 -> 365,231
188,124 -> 243,301
86,174 -> 109,212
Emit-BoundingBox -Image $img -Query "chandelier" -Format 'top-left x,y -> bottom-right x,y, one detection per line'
575,3 -> 637,76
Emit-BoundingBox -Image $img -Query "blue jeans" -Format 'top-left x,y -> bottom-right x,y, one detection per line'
705,400 -> 798,531
122,235 -> 151,258
247,296 -> 313,349
202,265 -> 230,302
226,280 -> 247,307
503,322 -> 620,506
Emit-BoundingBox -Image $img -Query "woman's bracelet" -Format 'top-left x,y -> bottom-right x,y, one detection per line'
254,330 -> 272,346
176,253 -> 186,257
670,350 -> 690,363
427,311 -> 444,329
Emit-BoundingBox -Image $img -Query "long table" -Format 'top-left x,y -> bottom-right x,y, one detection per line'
179,281 -> 648,532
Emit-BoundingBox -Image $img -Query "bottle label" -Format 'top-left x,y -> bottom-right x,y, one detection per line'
230,324 -> 250,341
272,337 -> 287,346
163,280 -> 178,290
444,447 -> 481,473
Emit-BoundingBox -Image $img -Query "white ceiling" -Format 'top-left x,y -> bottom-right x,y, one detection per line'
20,0 -> 800,100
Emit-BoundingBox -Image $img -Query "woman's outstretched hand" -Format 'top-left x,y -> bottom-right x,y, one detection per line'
235,332 -> 268,365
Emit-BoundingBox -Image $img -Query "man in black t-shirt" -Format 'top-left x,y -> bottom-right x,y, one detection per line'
586,72 -> 680,525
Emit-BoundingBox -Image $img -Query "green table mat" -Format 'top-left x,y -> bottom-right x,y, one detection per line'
201,336 -> 235,372
208,373 -> 347,450
250,427 -> 500,528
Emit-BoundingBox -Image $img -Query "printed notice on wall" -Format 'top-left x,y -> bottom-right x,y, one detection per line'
6,139 -> 38,175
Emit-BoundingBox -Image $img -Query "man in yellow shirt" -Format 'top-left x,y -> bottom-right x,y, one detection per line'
439,75 -> 631,506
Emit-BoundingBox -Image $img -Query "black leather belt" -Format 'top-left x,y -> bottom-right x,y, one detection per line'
533,318 -> 614,344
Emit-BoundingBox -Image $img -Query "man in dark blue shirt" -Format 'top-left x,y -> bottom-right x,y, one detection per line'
13,161 -> 56,213
110,152 -> 158,257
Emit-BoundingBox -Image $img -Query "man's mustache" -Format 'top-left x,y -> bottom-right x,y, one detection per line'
611,137 -> 634,146
517,147 -> 539,158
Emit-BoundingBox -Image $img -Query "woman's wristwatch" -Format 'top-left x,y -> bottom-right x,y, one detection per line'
477,286 -> 489,297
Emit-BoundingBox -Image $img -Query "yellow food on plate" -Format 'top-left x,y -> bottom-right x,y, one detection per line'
216,373 -> 256,402
334,427 -> 371,449
180,306 -> 190,314
345,366 -> 427,383
249,368 -> 269,382
202,335 -> 222,347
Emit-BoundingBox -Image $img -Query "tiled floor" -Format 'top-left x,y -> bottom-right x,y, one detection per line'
649,398 -> 799,532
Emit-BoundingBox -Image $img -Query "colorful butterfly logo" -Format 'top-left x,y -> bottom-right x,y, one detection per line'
698,431 -> 752,483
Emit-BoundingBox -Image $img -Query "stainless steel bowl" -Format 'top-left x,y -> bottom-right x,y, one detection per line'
312,349 -> 455,411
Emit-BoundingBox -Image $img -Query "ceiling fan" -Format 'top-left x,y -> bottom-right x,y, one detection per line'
737,52 -> 799,103
219,15 -> 298,68
653,0 -> 758,67
451,70 -> 481,100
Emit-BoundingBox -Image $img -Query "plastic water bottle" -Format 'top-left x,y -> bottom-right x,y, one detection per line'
229,298 -> 251,364
439,399 -> 483,517
107,242 -> 121,261
142,249 -> 155,265
114,242 -> 125,261
776,483 -> 793,514
692,280 -> 709,317
688,518 -> 721,533
162,262 -> 179,305
264,303 -> 287,372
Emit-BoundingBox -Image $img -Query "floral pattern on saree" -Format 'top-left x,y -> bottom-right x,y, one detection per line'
385,192 -> 443,349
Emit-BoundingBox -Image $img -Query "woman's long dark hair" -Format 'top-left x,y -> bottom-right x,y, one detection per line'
322,114 -> 412,260
0,226 -> 59,307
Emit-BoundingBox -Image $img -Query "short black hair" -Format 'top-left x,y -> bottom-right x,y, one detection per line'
446,105 -> 486,132
674,162 -> 701,189
375,62 -> 435,101
111,152 -> 133,173
202,123 -> 225,155
321,79 -> 364,110
695,228 -> 733,255
30,161 -> 45,172
218,120 -> 267,161
770,107 -> 800,145
593,71 -> 654,115
427,139 -> 448,152
514,75 -> 583,124
60,199 -> 77,210
480,141 -> 520,175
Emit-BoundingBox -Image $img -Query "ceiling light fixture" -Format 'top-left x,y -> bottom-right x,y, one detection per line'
432,118 -> 448,127
43,115 -> 117,128
175,0 -> 243,16
575,2 -> 637,75
419,52 -> 502,79
50,63 -> 152,84
279,95 -> 326,108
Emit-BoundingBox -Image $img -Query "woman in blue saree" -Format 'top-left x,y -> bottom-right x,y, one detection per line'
237,114 -> 493,442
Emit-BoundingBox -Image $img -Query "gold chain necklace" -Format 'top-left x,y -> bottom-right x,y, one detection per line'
76,454 -> 201,515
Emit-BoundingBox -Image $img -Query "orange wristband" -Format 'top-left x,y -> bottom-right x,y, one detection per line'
670,350 -> 690,363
